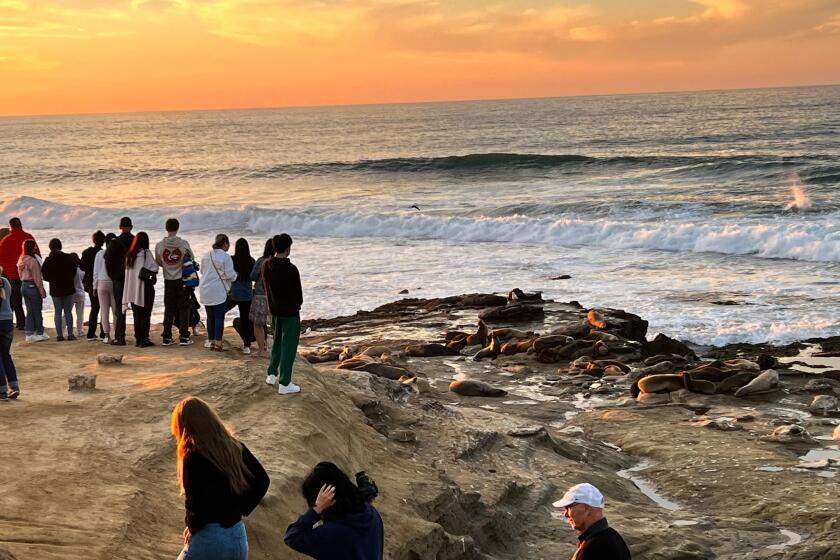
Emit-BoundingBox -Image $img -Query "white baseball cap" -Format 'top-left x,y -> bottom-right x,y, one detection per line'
552,483 -> 605,509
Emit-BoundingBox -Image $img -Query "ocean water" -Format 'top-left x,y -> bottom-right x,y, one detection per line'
1,85 -> 838,346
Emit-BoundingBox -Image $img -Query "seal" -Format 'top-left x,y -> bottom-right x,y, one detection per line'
473,333 -> 502,361
714,371 -> 756,394
404,343 -> 460,357
450,378 -> 508,397
734,369 -> 779,397
358,362 -> 412,380
682,373 -> 717,395
587,309 -> 606,329
360,345 -> 391,357
501,337 -> 536,355
631,373 -> 685,397
489,327 -> 533,342
466,321 -> 488,347
532,335 -> 572,352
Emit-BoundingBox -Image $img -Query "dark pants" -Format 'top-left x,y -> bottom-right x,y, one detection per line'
52,295 -> 74,338
10,278 -> 25,330
226,299 -> 254,347
131,281 -> 154,345
0,320 -> 17,392
162,279 -> 191,340
86,289 -> 103,338
113,280 -> 126,342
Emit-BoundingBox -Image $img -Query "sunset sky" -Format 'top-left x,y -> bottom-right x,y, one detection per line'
1,0 -> 839,116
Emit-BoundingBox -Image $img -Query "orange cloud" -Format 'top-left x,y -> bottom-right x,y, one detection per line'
0,0 -> 838,116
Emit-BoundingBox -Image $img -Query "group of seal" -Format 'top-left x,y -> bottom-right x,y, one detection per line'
631,361 -> 780,398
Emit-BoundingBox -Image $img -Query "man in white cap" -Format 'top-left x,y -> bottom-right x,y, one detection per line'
553,482 -> 631,559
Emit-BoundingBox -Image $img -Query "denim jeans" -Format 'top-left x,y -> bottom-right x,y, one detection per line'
52,294 -> 74,338
177,521 -> 247,560
22,281 -> 44,335
0,319 -> 18,392
205,302 -> 227,341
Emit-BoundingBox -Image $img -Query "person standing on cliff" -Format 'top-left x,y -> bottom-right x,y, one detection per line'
554,483 -> 631,560
262,233 -> 303,395
155,218 -> 195,346
0,218 -> 39,331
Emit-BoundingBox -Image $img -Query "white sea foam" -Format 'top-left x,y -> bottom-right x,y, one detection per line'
2,196 -> 838,263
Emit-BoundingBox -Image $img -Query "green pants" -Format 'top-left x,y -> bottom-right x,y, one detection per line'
268,315 -> 301,386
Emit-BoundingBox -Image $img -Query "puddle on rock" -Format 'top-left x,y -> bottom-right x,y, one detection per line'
616,460 -> 682,511
798,446 -> 840,462
767,529 -> 803,550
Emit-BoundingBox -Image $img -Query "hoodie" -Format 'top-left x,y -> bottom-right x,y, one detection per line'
284,504 -> 384,560
155,236 -> 193,281
0,227 -> 38,280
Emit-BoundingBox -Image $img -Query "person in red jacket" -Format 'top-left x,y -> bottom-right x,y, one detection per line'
0,218 -> 39,331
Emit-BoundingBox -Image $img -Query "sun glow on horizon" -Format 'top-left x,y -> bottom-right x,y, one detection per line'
1,0 -> 839,116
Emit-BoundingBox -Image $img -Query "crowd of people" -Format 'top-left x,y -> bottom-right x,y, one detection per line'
0,215 -> 304,399
0,216 -> 631,559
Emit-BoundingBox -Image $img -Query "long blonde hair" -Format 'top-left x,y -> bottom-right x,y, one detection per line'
171,396 -> 252,495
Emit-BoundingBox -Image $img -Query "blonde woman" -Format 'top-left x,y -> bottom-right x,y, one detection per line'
171,397 -> 270,560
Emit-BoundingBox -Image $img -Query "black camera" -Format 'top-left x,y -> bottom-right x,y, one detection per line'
355,471 -> 379,502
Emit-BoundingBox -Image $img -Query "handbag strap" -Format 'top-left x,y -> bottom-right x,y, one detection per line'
209,251 -> 227,287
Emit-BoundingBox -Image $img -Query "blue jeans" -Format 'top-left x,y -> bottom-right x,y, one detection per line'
177,521 -> 247,560
205,302 -> 227,341
22,281 -> 44,335
52,295 -> 74,338
0,320 -> 17,392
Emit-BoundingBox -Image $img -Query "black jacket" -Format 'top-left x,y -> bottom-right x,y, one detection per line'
262,257 -> 302,317
183,444 -> 270,533
572,518 -> 631,560
116,231 -> 135,251
285,504 -> 384,560
105,241 -> 127,283
80,245 -> 102,293
41,251 -> 78,297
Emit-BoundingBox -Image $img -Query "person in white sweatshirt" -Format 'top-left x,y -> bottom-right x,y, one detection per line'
199,234 -> 235,352
94,234 -> 117,343
122,232 -> 159,348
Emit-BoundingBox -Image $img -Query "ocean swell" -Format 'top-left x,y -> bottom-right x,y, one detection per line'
2,196 -> 838,263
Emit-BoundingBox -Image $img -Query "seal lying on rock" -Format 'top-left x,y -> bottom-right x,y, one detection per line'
631,374 -> 685,397
714,372 -> 757,394
587,309 -> 606,329
404,343 -> 460,357
734,369 -> 780,397
450,378 -> 507,397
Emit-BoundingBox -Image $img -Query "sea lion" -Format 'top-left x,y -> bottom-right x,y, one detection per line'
550,323 -> 591,339
473,333 -> 502,361
723,359 -> 761,372
508,288 -> 543,302
532,335 -> 573,352
489,327 -> 533,342
445,331 -> 469,342
501,337 -> 536,355
714,371 -> 756,394
683,366 -> 732,383
585,330 -> 622,343
404,343 -> 460,357
449,378 -> 508,397
734,369 -> 780,397
631,374 -> 685,397
361,345 -> 391,357
587,309 -> 607,329
338,346 -> 354,362
590,359 -> 631,373
357,362 -> 412,381
447,337 -> 468,351
336,356 -> 374,370
682,373 -> 717,395
465,321 -> 488,347
537,339 -> 593,363
594,341 -> 609,356
602,365 -> 626,377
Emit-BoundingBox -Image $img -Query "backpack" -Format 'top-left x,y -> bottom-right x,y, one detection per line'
182,252 -> 199,288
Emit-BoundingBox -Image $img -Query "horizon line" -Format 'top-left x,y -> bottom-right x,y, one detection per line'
2,81 -> 839,120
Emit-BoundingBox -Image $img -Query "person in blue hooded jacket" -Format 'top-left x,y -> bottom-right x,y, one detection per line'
284,462 -> 384,560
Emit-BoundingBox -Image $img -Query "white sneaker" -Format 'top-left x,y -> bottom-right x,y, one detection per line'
25,334 -> 35,342
243,347 -> 251,355
101,336 -> 110,344
265,374 -> 277,386
35,333 -> 49,342
278,382 -> 301,395
204,340 -> 212,348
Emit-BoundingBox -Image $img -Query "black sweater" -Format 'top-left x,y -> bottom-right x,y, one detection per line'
182,444 -> 270,533
41,251 -> 78,297
263,257 -> 303,317
573,518 -> 631,560
80,245 -> 102,293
